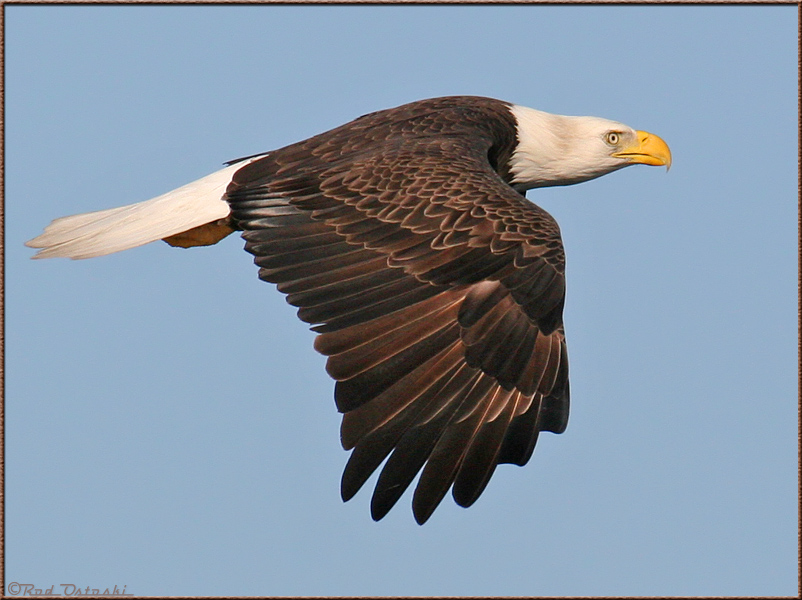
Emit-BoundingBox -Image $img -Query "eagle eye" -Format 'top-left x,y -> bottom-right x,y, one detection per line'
605,131 -> 621,146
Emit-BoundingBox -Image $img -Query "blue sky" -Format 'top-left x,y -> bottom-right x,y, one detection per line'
4,5 -> 797,597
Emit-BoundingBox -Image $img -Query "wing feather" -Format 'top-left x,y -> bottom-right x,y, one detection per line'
452,391 -> 521,508
225,112 -> 570,521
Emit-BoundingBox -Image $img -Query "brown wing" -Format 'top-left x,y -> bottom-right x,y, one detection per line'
226,129 -> 569,524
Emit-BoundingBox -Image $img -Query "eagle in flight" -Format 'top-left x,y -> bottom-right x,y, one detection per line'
28,96 -> 671,524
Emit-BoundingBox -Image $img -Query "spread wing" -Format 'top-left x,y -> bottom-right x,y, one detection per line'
226,133 -> 570,524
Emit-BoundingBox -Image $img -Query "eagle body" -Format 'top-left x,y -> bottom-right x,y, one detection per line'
27,96 -> 670,524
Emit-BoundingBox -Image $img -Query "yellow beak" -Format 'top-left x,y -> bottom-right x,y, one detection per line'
613,130 -> 672,170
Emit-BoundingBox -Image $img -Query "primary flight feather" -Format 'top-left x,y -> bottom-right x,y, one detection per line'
27,96 -> 671,524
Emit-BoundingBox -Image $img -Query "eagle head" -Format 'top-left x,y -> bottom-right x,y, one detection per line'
508,104 -> 672,191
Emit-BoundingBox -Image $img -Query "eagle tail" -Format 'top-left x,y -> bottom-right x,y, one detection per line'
25,160 -> 257,260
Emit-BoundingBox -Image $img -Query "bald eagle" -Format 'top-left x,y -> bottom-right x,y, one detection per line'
27,96 -> 671,524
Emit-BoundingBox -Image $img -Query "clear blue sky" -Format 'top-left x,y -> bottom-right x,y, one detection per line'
5,5 -> 797,597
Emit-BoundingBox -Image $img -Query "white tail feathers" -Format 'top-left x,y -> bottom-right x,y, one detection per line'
26,157 -> 263,260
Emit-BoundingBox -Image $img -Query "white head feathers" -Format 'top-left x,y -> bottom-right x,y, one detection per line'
508,104 -> 640,190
